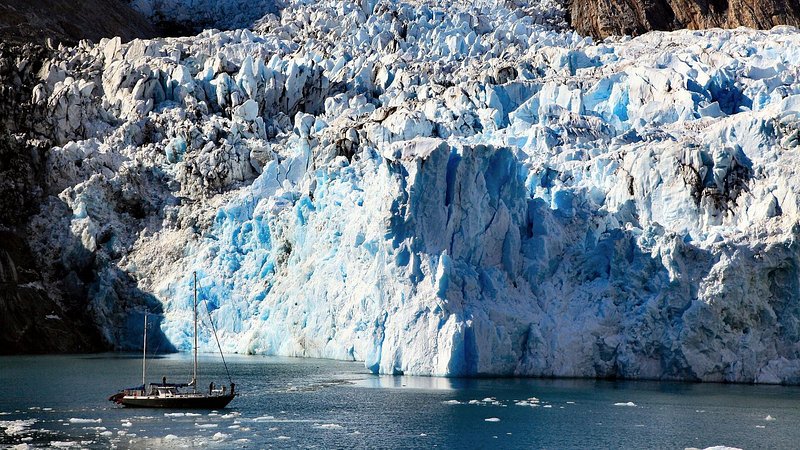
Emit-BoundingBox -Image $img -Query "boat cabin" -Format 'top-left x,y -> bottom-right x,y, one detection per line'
154,386 -> 179,397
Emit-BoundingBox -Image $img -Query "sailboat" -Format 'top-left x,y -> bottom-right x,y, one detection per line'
108,272 -> 236,408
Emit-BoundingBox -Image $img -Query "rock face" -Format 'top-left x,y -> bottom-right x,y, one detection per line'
127,0 -> 282,35
568,0 -> 800,38
0,0 -> 157,45
0,231 -> 106,354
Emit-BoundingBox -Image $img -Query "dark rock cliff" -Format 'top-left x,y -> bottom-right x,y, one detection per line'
568,0 -> 800,38
0,0 -> 157,45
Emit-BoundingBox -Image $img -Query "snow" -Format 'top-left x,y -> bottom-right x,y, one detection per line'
26,0 -> 800,383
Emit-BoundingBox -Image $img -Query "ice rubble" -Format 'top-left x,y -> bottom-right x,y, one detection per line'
26,0 -> 800,382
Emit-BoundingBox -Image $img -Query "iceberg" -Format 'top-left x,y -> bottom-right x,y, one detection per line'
20,0 -> 800,383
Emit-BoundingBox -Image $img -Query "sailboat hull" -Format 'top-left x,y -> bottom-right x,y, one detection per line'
117,393 -> 236,409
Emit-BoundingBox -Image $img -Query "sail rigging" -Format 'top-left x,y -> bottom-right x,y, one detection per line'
108,270 -> 237,409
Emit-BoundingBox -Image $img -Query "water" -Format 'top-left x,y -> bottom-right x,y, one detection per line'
1,354 -> 799,449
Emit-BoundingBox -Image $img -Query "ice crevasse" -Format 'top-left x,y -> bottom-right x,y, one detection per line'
29,0 -> 800,382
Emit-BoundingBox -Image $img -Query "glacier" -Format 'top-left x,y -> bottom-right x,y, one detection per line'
22,0 -> 800,382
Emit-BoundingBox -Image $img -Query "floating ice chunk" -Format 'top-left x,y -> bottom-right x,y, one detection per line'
484,418 -> 501,422
121,421 -> 132,427
275,436 -> 291,440
0,419 -> 37,435
253,415 -> 275,422
765,415 -> 776,421
212,432 -> 229,440
68,418 -> 102,424
49,442 -> 79,448
195,423 -> 218,428
614,402 -> 637,407
685,447 -> 743,450
314,423 -> 344,430
443,400 -> 462,405
164,434 -> 178,440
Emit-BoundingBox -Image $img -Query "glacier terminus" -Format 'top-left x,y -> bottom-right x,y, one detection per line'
14,0 -> 800,384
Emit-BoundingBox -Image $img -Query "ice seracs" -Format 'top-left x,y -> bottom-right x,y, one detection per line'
23,0 -> 800,383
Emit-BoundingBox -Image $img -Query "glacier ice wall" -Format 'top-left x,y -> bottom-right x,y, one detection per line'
25,0 -> 800,382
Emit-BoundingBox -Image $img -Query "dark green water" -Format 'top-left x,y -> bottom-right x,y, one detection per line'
1,354 -> 798,449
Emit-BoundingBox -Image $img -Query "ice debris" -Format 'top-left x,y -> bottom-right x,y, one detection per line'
68,418 -> 102,424
0,419 -> 37,436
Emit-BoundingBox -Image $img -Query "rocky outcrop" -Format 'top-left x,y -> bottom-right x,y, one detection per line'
0,231 -> 107,354
0,0 -> 157,45
568,0 -> 800,38
127,0 -> 282,36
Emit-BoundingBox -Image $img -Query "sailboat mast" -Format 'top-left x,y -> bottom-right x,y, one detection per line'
193,271 -> 198,391
142,313 -> 147,388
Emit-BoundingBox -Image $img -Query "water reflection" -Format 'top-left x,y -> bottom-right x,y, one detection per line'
358,374 -> 458,390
